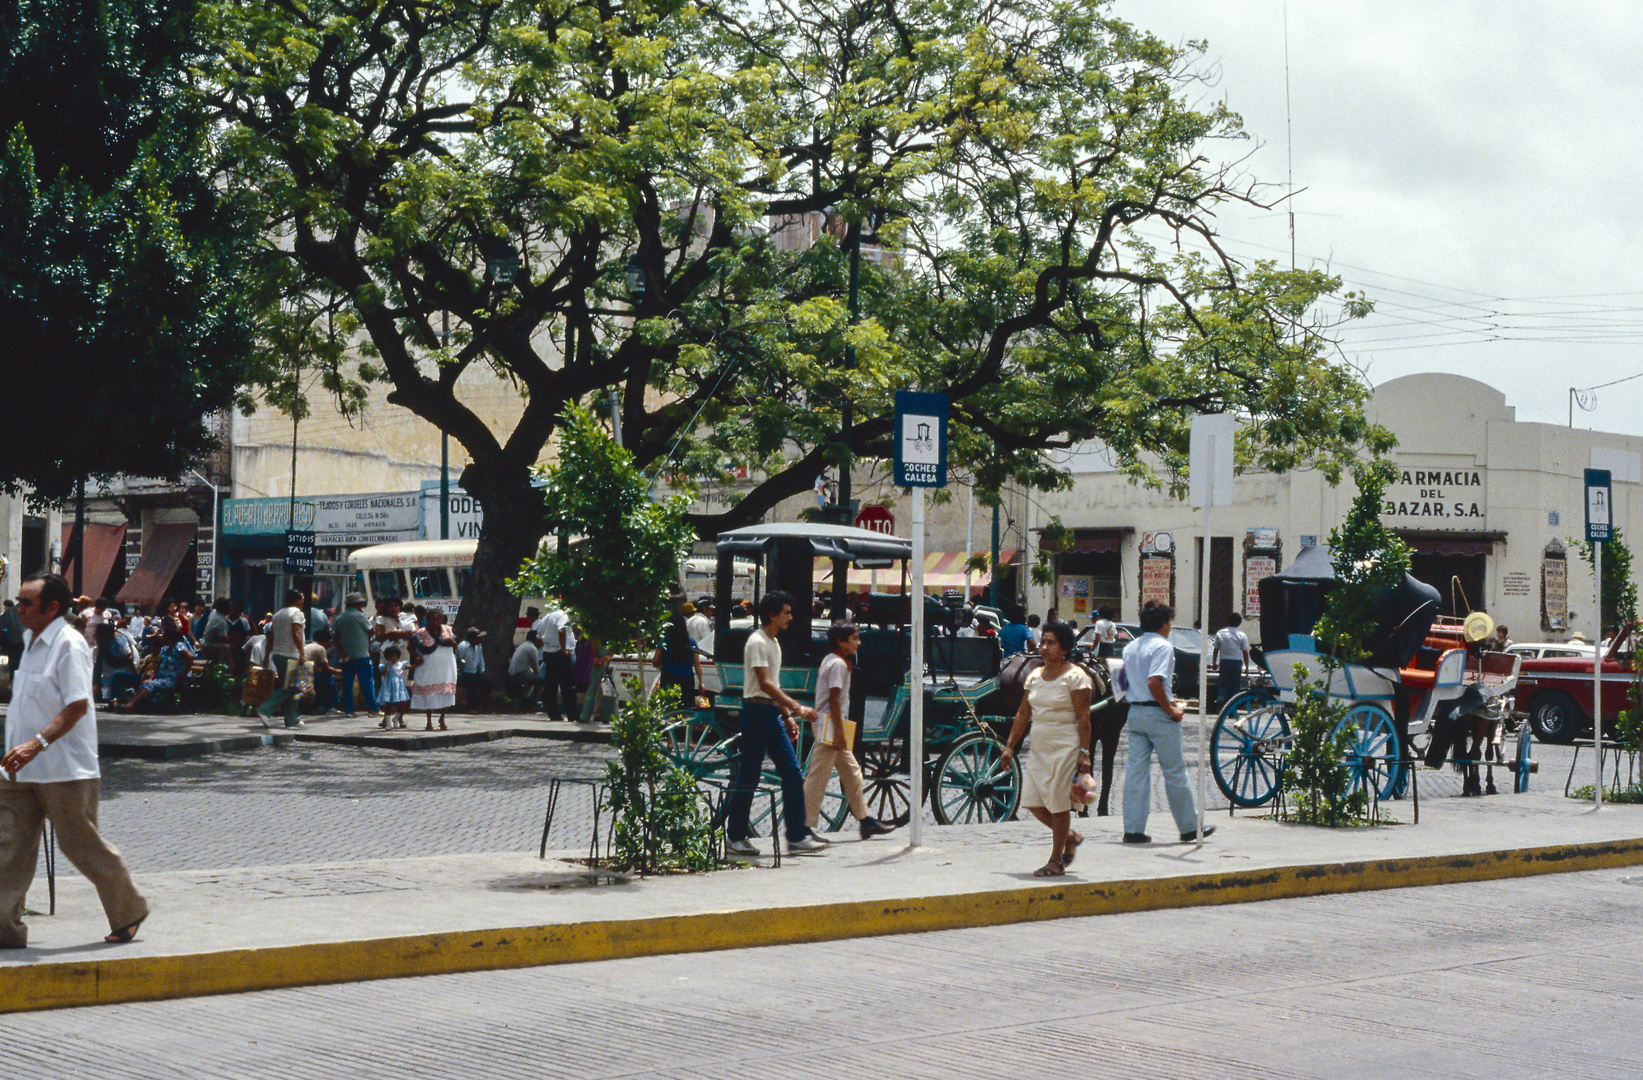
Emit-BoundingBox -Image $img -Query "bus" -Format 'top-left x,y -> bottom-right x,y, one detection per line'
349,539 -> 478,620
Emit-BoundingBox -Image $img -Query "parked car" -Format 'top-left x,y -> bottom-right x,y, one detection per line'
1506,641 -> 1596,661
1512,628 -> 1633,743
1079,622 -> 1201,698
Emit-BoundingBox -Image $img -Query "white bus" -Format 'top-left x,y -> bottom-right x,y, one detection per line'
349,539 -> 478,621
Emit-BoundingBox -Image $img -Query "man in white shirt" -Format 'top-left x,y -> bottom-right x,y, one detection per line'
1120,600 -> 1211,845
533,603 -> 577,721
507,631 -> 544,707
256,588 -> 309,728
456,627 -> 491,712
0,573 -> 149,946
725,591 -> 825,856
685,601 -> 711,647
1092,608 -> 1118,658
1213,613 -> 1252,711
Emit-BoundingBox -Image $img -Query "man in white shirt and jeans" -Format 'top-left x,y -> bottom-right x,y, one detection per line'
1,573 -> 149,946
1120,600 -> 1212,845
533,603 -> 578,721
1213,613 -> 1252,711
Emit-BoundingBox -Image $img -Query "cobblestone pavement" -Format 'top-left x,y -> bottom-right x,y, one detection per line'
15,867 -> 1642,1077
74,724 -> 1572,877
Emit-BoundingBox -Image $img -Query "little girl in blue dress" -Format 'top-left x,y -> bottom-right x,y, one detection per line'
378,645 -> 410,728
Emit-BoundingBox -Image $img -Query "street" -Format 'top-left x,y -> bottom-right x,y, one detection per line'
13,865 -> 1641,1078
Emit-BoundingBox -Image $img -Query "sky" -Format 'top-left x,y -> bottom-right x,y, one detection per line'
1106,0 -> 1643,436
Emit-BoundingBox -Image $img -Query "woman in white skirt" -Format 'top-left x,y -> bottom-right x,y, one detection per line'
999,621 -> 1093,876
409,608 -> 458,730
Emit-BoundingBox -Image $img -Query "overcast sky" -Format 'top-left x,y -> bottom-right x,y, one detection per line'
1106,0 -> 1643,436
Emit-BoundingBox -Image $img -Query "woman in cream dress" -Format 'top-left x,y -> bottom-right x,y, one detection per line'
999,622 -> 1093,876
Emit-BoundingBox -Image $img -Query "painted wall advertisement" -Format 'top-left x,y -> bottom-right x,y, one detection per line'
1380,464 -> 1486,529
222,493 -> 420,546
1244,556 -> 1276,616
1140,556 -> 1172,608
419,483 -> 484,540
1542,556 -> 1567,630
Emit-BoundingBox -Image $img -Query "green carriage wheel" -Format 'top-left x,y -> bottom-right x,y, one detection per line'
658,713 -> 736,784
1210,691 -> 1289,807
930,734 -> 1021,824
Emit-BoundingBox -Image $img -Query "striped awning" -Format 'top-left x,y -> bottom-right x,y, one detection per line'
813,550 -> 1017,594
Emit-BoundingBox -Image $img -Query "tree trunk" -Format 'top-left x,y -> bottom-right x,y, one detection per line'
453,463 -> 547,690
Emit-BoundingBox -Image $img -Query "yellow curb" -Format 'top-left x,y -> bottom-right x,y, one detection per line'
6,836 -> 1643,1013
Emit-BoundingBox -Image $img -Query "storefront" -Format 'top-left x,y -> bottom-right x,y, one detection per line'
221,492 -> 420,617
1016,373 -> 1643,644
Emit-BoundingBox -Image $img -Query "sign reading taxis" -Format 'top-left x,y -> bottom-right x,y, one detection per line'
1380,464 -> 1486,528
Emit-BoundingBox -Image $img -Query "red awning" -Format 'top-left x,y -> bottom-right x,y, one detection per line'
1396,530 -> 1506,557
1036,527 -> 1132,554
116,523 -> 195,609
59,522 -> 127,600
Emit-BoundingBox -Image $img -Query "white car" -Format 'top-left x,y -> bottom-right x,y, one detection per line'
1507,641 -> 1596,661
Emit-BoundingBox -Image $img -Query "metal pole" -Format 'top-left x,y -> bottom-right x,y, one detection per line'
909,485 -> 926,849
440,310 -> 450,541
1594,540 -> 1603,809
1197,502 -> 1211,840
964,483 -> 974,602
990,502 -> 1001,609
187,470 -> 219,599
69,478 -> 85,596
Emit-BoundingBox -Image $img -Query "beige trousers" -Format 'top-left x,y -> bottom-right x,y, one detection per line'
803,743 -> 870,829
0,778 -> 148,946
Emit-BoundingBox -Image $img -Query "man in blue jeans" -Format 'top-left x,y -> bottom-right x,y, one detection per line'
334,593 -> 378,718
725,591 -> 827,856
1121,600 -> 1213,844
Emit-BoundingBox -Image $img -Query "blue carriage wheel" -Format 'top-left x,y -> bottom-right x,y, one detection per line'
1211,691 -> 1289,807
1332,703 -> 1401,801
1515,726 -> 1533,794
932,734 -> 1021,825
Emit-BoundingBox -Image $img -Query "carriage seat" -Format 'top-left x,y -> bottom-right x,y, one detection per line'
1397,632 -> 1468,690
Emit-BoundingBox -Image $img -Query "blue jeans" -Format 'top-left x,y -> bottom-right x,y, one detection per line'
726,699 -> 809,843
338,656 -> 378,713
1217,659 -> 1244,710
1123,705 -> 1198,836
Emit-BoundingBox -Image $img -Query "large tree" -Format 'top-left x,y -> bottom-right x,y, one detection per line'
0,0 -> 257,501
203,0 -> 1390,670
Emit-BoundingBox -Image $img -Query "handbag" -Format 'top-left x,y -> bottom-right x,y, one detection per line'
290,660 -> 316,701
240,665 -> 275,706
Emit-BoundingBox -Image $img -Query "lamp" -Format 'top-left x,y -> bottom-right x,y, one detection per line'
624,254 -> 647,302
485,238 -> 520,290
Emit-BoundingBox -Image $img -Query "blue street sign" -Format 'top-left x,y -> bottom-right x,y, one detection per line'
894,391 -> 948,487
1585,468 -> 1612,542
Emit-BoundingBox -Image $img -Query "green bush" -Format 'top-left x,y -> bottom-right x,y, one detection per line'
604,682 -> 718,873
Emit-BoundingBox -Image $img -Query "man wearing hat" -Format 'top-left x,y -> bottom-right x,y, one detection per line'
334,593 -> 377,718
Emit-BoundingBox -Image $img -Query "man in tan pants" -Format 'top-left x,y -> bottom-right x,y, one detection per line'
803,622 -> 897,840
0,573 -> 148,947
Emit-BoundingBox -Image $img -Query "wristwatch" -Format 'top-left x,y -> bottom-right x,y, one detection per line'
34,734 -> 50,751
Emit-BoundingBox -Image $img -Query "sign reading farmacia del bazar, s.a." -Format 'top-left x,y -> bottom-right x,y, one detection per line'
1380,464 -> 1486,528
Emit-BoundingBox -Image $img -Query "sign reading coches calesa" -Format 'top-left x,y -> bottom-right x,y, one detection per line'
1380,465 -> 1486,527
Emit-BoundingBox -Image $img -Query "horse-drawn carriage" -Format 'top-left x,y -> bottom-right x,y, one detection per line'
1211,544 -> 1529,809
658,523 -> 1128,833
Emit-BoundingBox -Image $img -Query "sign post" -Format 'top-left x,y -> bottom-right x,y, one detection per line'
895,391 -> 948,849
1585,467 -> 1611,809
1190,413 -> 1235,842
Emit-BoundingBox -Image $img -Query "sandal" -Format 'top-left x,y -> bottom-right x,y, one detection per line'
1033,859 -> 1066,877
104,915 -> 146,944
438,720 -> 448,731
1063,831 -> 1084,866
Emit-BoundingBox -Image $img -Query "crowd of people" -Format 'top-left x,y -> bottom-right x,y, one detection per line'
29,590 -> 602,732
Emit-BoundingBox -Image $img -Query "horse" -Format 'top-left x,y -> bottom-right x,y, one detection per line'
996,649 -> 1128,816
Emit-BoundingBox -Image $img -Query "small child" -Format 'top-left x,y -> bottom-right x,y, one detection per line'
378,645 -> 410,729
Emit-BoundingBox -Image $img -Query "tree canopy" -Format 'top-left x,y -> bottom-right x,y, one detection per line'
201,0 -> 1391,659
0,0 -> 257,501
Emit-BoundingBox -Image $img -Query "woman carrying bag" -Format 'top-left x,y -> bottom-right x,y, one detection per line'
802,622 -> 897,840
999,621 -> 1093,876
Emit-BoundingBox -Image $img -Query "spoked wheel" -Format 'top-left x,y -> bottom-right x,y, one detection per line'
1515,725 -> 1534,793
1333,703 -> 1402,801
1211,691 -> 1290,807
857,740 -> 913,827
658,714 -> 736,785
931,734 -> 1021,824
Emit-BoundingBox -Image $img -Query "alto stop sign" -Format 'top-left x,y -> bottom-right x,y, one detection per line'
854,505 -> 895,534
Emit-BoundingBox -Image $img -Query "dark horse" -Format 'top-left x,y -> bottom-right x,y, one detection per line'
996,650 -> 1128,816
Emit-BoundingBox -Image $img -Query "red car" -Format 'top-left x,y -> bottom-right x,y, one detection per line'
1513,625 -> 1637,743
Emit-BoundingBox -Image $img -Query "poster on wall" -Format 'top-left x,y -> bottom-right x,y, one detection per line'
1140,556 -> 1172,608
1244,556 -> 1277,615
1542,556 -> 1567,630
1058,575 -> 1092,617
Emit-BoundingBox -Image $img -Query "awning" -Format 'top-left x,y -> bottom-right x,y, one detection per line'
59,522 -> 127,600
116,523 -> 195,609
814,550 -> 1018,593
1395,530 -> 1506,557
1036,527 -> 1132,554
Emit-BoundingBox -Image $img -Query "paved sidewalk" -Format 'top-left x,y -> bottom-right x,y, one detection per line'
3,772 -> 1641,1013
